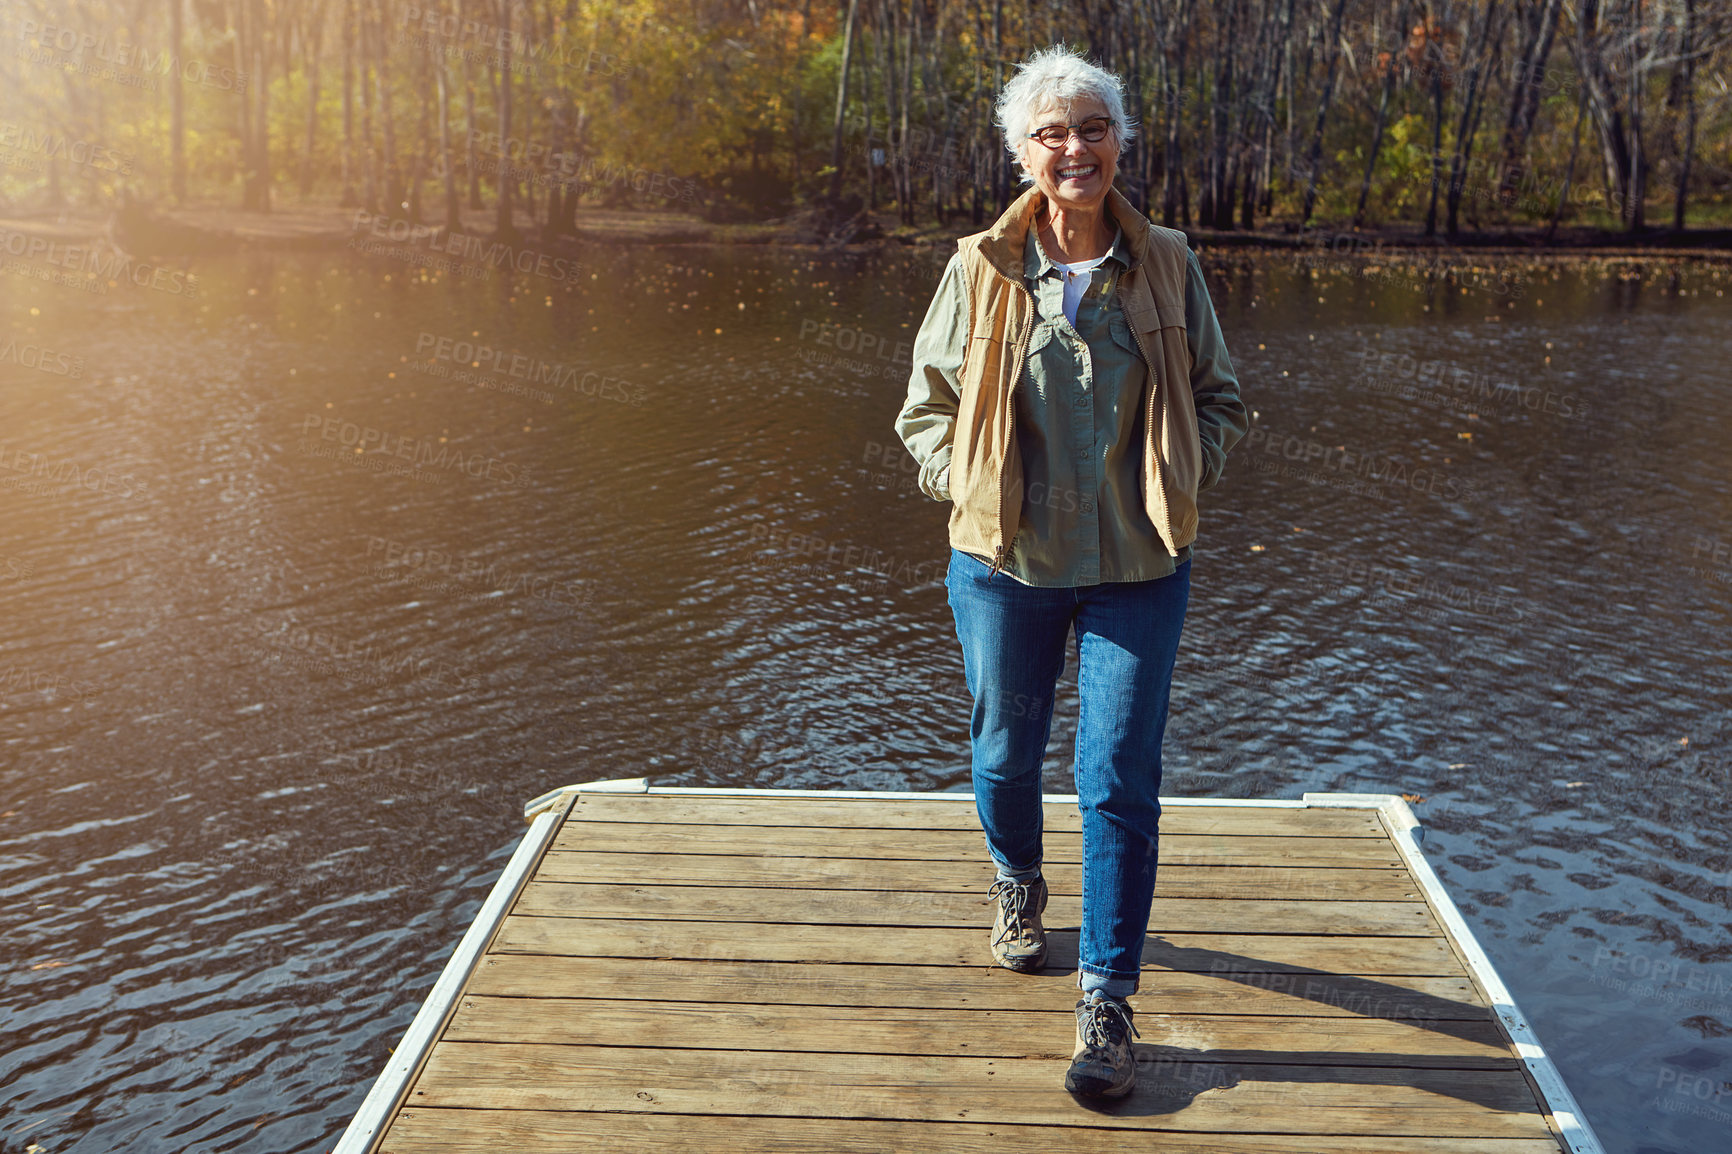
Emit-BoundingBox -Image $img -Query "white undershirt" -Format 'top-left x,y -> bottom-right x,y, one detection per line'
1054,254 -> 1110,326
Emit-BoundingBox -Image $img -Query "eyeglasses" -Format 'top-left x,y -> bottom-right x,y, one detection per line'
1027,116 -> 1114,150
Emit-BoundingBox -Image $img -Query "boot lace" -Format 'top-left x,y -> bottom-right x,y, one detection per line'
988,877 -> 1039,947
1079,997 -> 1141,1052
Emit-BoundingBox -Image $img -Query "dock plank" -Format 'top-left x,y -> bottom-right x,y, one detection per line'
537,852 -> 1420,900
382,1110 -> 1569,1154
551,823 -> 1406,866
469,950 -> 1490,1020
471,934 -> 1470,983
567,794 -> 1384,836
446,997 -> 1517,1067
511,881 -> 1444,937
406,1043 -> 1556,1137
357,793 -> 1571,1154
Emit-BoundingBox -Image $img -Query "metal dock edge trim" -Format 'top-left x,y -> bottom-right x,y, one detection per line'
520,776 -> 1313,822
332,790 -> 577,1154
1303,791 -> 1605,1154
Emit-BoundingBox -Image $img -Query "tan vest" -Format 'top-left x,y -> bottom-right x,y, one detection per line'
947,186 -> 1204,573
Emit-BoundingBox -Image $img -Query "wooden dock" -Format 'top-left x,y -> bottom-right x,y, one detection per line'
334,783 -> 1602,1153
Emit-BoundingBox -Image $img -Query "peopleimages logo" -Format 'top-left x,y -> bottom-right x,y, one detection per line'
0,120 -> 133,175
411,332 -> 647,405
748,522 -> 942,586
362,536 -> 591,610
253,619 -> 471,690
0,227 -> 199,296
1243,425 -> 1480,501
1349,346 -> 1585,421
0,338 -> 83,378
0,441 -> 148,499
348,211 -> 589,285
15,19 -> 247,91
0,665 -> 96,702
396,5 -> 637,77
297,413 -> 531,487
455,132 -> 703,203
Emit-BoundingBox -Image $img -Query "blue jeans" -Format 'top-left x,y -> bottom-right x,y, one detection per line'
945,548 -> 1191,998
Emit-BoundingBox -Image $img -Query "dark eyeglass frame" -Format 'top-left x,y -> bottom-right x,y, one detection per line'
1026,116 -> 1115,150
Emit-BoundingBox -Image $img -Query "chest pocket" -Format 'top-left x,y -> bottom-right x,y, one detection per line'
1107,314 -> 1141,360
1015,320 -> 1060,403
1025,320 -> 1056,356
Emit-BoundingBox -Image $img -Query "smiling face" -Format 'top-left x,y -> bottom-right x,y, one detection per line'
1018,95 -> 1119,214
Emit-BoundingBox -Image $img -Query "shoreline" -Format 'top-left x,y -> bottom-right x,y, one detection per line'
2,200 -> 1728,263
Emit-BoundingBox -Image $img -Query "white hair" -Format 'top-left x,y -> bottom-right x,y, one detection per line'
996,44 -> 1138,185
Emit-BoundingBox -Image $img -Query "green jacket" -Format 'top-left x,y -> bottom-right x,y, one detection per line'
895,185 -> 1249,580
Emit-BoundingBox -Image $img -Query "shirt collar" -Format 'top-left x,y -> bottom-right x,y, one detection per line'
1025,220 -> 1131,281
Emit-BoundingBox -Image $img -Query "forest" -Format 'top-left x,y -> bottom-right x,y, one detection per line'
2,0 -> 1728,238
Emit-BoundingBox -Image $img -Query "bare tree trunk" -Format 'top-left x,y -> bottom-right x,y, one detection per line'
340,0 -> 357,205
235,0 -> 273,211
1202,0 -> 1237,227
1279,0 -> 1295,184
1123,9 -> 1147,213
1571,0 -> 1633,223
300,2 -> 326,200
432,7 -> 461,230
967,42 -> 985,224
1232,0 -> 1282,229
1498,0 -> 1563,200
1423,67 -> 1445,236
1546,78 -> 1588,240
406,46 -> 428,223
1163,0 -> 1195,228
1355,0 -> 1415,227
463,48 -> 481,209
1672,0 -> 1697,230
171,0 -> 186,203
861,37 -> 876,212
926,21 -> 950,223
1260,0 -> 1293,218
375,0 -> 401,212
494,0 -> 515,238
235,0 -> 254,208
359,0 -> 378,213
829,0 -> 861,204
255,2 -> 272,212
898,0 -> 916,226
992,0 -> 1009,210
875,1 -> 903,222
1299,0 -> 1350,226
1624,19 -> 1646,232
1447,0 -> 1507,237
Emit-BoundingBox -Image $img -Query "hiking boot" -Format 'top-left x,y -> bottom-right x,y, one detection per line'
987,875 -> 1048,972
1065,995 -> 1140,1098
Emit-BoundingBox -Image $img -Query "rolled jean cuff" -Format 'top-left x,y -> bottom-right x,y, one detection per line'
992,861 -> 1043,885
1078,964 -> 1138,1000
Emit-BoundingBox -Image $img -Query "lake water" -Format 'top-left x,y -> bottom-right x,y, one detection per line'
0,237 -> 1727,1153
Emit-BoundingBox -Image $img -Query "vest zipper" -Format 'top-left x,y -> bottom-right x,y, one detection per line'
1117,276 -> 1167,545
988,277 -> 1037,580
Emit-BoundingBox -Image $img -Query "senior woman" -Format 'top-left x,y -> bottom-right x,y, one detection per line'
894,45 -> 1248,1098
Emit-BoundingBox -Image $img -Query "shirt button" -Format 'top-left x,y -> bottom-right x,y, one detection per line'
1080,499 -> 1095,514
